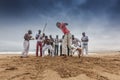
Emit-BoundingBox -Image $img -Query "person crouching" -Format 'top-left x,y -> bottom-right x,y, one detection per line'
42,36 -> 54,57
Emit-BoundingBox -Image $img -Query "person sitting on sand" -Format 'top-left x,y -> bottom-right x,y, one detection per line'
42,36 -> 54,57
56,22 -> 72,57
81,32 -> 89,55
21,30 -> 34,58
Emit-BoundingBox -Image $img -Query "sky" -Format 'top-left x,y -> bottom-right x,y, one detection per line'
0,0 -> 120,52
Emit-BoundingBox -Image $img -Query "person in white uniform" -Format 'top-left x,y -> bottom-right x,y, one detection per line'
59,35 -> 64,56
71,35 -> 82,57
81,32 -> 89,55
72,35 -> 81,47
48,35 -> 55,55
42,36 -> 54,57
54,35 -> 59,56
21,30 -> 34,58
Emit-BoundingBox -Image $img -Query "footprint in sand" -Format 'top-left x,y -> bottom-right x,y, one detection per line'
42,69 -> 95,80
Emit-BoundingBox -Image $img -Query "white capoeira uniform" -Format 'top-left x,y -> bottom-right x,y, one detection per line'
72,38 -> 81,47
71,38 -> 81,55
42,39 -> 54,57
62,37 -> 67,55
62,33 -> 72,55
21,33 -> 32,58
81,36 -> 89,55
21,40 -> 29,57
42,44 -> 54,57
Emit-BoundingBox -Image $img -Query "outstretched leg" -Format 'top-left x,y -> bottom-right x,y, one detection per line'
77,48 -> 82,58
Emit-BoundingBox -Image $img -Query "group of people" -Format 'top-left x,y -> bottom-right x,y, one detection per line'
21,22 -> 89,58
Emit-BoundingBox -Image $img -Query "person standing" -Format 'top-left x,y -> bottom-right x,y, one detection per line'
21,30 -> 34,58
59,35 -> 64,56
48,35 -> 54,55
81,32 -> 89,55
54,35 -> 59,56
35,30 -> 43,57
56,22 -> 72,56
49,35 -> 54,47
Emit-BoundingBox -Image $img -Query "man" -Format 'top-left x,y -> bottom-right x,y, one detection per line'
72,35 -> 81,47
35,30 -> 43,57
48,35 -> 54,55
49,35 -> 54,47
56,22 -> 72,56
71,35 -> 82,58
81,32 -> 89,55
42,36 -> 54,57
59,35 -> 64,56
54,35 -> 59,56
21,30 -> 34,58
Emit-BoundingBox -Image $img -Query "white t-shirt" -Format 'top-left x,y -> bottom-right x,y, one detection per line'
36,34 -> 43,42
55,38 -> 59,45
72,38 -> 81,47
81,36 -> 88,45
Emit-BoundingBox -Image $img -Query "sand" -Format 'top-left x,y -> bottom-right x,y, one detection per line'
0,52 -> 120,80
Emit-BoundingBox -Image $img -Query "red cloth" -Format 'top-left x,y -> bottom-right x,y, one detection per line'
36,41 -> 42,56
59,23 -> 70,34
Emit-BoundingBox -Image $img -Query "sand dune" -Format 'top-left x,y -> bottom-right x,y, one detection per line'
0,52 -> 120,80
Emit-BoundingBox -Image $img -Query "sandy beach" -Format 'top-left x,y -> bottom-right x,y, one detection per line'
0,52 -> 120,80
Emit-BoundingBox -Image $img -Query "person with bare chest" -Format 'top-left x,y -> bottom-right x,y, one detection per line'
42,36 -> 54,57
21,30 -> 34,58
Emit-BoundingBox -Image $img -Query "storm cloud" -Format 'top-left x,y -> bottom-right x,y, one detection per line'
0,0 -> 120,52
0,0 -> 120,19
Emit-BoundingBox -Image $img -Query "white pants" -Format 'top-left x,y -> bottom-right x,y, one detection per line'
21,40 -> 29,57
62,33 -> 72,55
82,44 -> 88,55
71,44 -> 77,52
71,44 -> 81,55
42,44 -> 54,57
